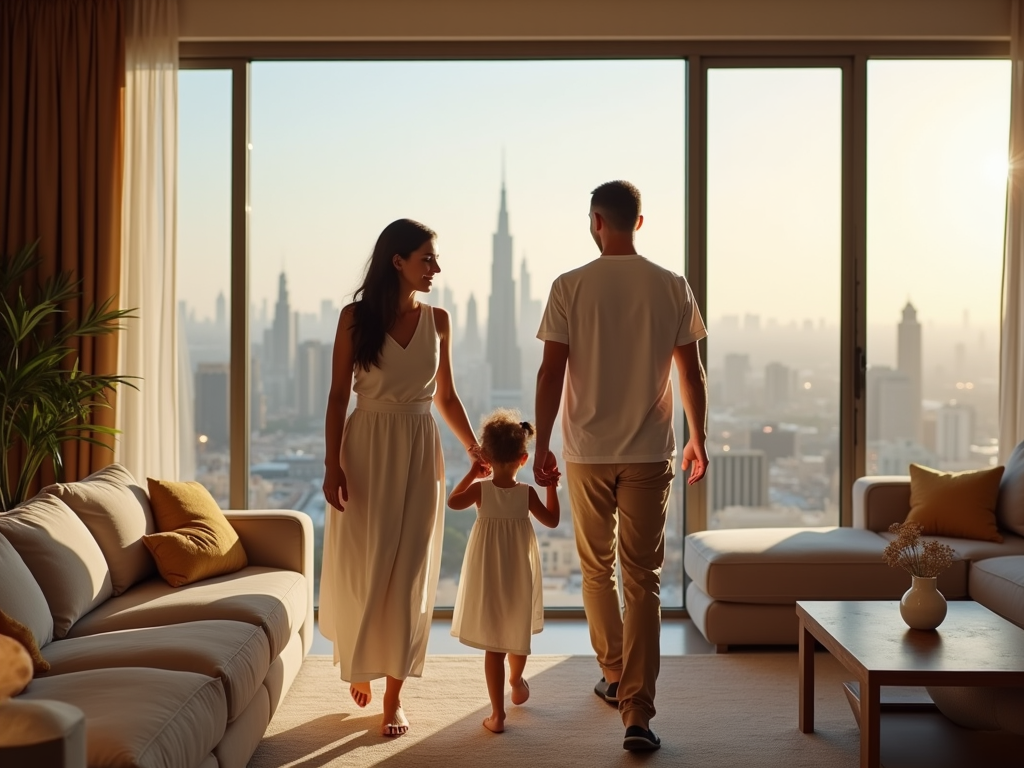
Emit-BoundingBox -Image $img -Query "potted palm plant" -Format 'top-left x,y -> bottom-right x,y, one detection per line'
0,241 -> 136,511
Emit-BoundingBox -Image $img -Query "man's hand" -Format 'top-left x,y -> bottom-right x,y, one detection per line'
681,437 -> 709,485
323,465 -> 349,510
533,448 -> 561,487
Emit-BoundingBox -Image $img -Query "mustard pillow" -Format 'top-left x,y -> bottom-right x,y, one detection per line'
0,608 -> 49,675
906,463 -> 1005,543
142,479 -> 248,587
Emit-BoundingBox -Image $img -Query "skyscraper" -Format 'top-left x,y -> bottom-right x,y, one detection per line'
897,301 -> 923,443
263,272 -> 296,414
486,180 -> 521,407
195,362 -> 229,448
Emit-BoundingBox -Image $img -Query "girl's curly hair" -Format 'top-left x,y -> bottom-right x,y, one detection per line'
480,408 -> 535,464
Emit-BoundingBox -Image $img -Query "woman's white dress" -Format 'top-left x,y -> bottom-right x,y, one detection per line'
319,305 -> 445,683
451,480 -> 543,655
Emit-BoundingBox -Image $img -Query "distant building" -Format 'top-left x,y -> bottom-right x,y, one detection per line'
709,449 -> 768,512
764,362 -> 791,410
195,362 -> 229,448
897,302 -> 923,442
936,403 -> 974,464
749,424 -> 796,463
870,440 -> 937,476
486,179 -> 522,407
722,353 -> 751,407
866,366 -> 914,443
538,536 -> 580,578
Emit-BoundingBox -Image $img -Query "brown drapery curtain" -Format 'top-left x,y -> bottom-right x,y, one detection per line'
0,0 -> 125,492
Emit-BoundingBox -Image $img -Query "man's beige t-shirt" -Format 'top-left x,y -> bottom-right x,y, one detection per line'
537,254 -> 707,464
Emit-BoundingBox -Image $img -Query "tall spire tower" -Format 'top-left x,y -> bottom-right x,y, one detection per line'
486,171 -> 522,405
897,301 -> 923,443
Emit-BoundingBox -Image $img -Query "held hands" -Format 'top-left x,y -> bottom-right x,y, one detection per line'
533,448 -> 561,488
323,464 -> 349,510
681,437 -> 709,485
470,458 -> 492,480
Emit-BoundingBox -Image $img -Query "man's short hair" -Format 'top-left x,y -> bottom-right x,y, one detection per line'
591,180 -> 641,231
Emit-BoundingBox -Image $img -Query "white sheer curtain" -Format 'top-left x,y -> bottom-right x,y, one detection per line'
116,0 -> 180,481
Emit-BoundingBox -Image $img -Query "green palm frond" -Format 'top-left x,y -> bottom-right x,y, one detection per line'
0,241 -> 139,511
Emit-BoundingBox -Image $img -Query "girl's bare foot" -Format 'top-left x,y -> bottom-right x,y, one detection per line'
510,676 -> 530,706
350,682 -> 371,708
482,711 -> 506,733
382,704 -> 409,737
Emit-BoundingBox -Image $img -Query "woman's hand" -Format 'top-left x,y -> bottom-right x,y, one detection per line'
323,464 -> 349,510
470,458 -> 492,480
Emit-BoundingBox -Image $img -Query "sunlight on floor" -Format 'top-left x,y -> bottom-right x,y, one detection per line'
311,617 -> 715,656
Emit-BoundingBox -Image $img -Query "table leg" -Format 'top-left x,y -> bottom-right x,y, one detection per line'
858,676 -> 880,768
799,620 -> 814,733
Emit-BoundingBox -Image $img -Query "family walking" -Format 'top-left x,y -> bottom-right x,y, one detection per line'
319,180 -> 709,752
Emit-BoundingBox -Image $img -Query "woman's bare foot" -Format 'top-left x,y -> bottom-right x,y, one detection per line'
350,682 -> 372,708
381,704 -> 409,737
510,676 -> 530,706
482,711 -> 506,733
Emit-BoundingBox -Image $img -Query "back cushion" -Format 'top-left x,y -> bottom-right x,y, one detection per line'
0,533 -> 54,648
44,463 -> 156,595
0,494 -> 113,639
996,440 -> 1024,537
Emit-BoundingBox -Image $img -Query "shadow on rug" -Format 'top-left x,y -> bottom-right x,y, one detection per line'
249,651 -> 861,768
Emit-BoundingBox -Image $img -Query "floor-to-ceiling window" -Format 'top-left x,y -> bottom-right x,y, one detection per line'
866,60 -> 1010,475
178,69 -> 234,505
705,66 -> 844,529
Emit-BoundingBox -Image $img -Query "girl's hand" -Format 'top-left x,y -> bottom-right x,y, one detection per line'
471,459 -> 492,479
323,464 -> 349,510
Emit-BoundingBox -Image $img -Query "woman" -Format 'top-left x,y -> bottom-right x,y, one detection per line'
319,219 -> 480,737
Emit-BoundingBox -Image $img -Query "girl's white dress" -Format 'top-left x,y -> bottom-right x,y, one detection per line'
319,305 -> 445,683
451,480 -> 543,655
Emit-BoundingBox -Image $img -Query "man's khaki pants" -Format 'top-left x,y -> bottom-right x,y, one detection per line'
565,460 -> 674,729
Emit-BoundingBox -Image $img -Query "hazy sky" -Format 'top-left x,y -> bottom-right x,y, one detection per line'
178,59 -> 1010,336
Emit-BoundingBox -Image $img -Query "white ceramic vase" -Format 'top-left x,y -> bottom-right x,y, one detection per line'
900,575 -> 947,630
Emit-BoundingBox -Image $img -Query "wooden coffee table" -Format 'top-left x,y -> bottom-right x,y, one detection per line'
797,600 -> 1024,768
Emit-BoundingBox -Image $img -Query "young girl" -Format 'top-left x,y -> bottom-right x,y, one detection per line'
448,409 -> 560,734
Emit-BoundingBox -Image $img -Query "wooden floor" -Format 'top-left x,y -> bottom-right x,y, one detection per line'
311,617 -> 718,655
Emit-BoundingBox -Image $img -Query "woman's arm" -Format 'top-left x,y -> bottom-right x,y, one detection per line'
528,485 -> 560,528
448,461 -> 488,510
432,307 -> 481,456
323,305 -> 356,509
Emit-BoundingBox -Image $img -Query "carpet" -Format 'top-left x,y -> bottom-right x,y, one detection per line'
248,651 -> 861,767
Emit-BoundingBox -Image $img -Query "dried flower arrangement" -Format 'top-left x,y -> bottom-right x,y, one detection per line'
882,521 -> 956,578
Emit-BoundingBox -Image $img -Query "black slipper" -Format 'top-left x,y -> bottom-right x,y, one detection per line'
623,725 -> 661,751
593,677 -> 619,705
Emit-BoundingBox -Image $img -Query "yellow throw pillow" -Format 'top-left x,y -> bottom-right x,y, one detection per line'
906,463 -> 1005,543
0,608 -> 49,675
142,479 -> 248,587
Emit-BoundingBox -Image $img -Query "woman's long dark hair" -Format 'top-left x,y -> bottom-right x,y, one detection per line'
351,219 -> 436,371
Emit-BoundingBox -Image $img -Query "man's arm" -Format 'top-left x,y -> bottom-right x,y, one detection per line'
534,340 -> 568,487
674,340 -> 709,485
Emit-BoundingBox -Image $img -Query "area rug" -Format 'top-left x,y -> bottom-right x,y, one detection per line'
248,651 -> 860,768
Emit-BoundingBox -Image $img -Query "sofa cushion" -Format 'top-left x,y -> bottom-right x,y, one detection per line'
0,533 -> 53,648
18,667 -> 226,768
0,494 -> 112,638
43,463 -> 156,595
996,440 -> 1024,537
41,620 -> 271,722
879,529 -> 1024,563
906,463 -> 1004,543
684,526 -> 968,603
143,478 -> 248,587
64,566 -> 306,658
968,555 -> 1024,630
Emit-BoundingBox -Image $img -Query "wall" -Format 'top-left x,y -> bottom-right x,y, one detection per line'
179,0 -> 1011,43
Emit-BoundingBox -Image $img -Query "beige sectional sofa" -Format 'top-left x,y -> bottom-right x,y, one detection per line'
0,464 -> 314,768
684,442 -> 1024,650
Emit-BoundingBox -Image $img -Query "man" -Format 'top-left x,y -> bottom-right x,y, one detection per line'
534,180 -> 709,752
